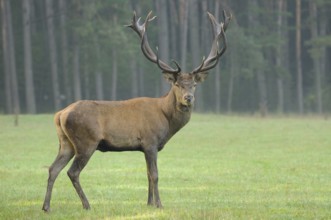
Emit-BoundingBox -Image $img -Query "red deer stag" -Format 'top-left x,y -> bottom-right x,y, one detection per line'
42,10 -> 231,212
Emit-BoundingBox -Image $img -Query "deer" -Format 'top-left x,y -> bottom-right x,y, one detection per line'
42,10 -> 231,212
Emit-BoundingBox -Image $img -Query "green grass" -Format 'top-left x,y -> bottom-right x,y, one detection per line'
0,114 -> 331,219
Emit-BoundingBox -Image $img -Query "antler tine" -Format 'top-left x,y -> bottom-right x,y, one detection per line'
144,11 -> 156,29
127,11 -> 181,74
222,10 -> 232,31
171,60 -> 181,72
191,11 -> 230,74
207,11 -> 223,38
126,11 -> 141,37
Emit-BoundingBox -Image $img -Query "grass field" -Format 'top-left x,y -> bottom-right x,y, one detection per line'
0,114 -> 330,219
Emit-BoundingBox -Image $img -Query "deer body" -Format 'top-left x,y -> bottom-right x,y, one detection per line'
57,86 -> 191,154
42,11 -> 230,212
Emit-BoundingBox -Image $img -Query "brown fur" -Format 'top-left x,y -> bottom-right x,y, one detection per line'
42,74 -> 199,211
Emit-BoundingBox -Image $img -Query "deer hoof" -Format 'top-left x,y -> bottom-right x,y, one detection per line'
42,205 -> 50,213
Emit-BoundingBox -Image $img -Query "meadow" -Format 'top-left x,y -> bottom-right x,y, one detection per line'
0,114 -> 330,219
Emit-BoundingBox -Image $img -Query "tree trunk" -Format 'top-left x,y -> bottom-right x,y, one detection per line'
72,36 -> 82,101
319,8 -> 327,88
138,58 -> 145,96
59,0 -> 72,105
1,0 -> 12,114
250,0 -> 268,117
23,0 -> 36,114
227,71 -> 234,114
179,0 -> 189,71
227,22 -> 238,114
296,0 -> 304,114
200,0 -> 209,55
309,1 -> 322,114
282,0 -> 291,112
83,53 -> 90,100
131,58 -> 139,98
276,0 -> 284,114
94,37 -> 104,100
95,72 -> 104,100
111,49 -> 118,100
189,0 -> 200,69
111,14 -> 118,100
7,0 -> 20,122
319,7 -> 327,115
46,0 -> 61,111
257,71 -> 268,117
2,0 -> 20,124
169,0 -> 179,60
156,0 -> 170,95
189,0 -> 204,111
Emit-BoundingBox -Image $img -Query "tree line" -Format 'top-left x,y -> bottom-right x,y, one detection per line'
1,0 -> 331,115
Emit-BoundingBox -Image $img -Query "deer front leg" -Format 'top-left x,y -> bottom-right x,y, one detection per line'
144,148 -> 162,208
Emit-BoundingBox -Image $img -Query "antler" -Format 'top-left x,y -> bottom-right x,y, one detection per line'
192,10 -> 232,74
127,11 -> 181,74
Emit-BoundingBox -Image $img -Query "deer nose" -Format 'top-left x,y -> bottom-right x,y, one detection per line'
184,94 -> 194,103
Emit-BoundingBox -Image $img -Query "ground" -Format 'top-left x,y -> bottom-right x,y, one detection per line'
0,114 -> 330,219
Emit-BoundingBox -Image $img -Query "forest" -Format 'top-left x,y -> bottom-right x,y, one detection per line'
1,0 -> 331,115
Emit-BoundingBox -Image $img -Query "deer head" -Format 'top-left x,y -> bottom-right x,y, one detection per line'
127,11 -> 231,109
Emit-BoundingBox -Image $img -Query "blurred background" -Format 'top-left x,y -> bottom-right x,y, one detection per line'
1,0 -> 331,115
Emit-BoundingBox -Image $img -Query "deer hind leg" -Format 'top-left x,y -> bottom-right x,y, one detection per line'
42,136 -> 75,212
67,147 -> 96,210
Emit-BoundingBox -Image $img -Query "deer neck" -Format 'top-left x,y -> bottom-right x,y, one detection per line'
161,87 -> 192,131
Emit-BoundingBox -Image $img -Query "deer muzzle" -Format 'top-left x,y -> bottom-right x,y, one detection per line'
184,94 -> 194,105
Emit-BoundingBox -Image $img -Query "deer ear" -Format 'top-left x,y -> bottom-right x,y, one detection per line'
195,72 -> 208,83
163,72 -> 177,83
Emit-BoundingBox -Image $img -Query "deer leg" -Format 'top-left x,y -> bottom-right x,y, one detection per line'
144,149 -> 162,208
67,150 -> 94,210
42,140 -> 75,212
146,170 -> 153,205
